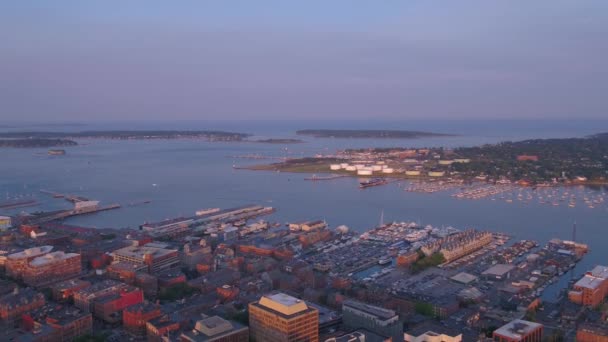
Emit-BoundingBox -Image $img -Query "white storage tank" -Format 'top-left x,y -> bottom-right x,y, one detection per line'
428,171 -> 446,177
357,169 -> 373,176
382,168 -> 394,174
330,164 -> 341,170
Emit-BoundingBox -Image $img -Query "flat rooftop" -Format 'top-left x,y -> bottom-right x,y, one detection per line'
494,319 -> 542,339
482,264 -> 515,277
343,299 -> 397,321
574,274 -> 605,290
451,272 -> 478,284
591,265 -> 608,279
112,245 -> 177,260
258,293 -> 308,316
195,316 -> 238,336
29,251 -> 80,267
8,246 -> 53,260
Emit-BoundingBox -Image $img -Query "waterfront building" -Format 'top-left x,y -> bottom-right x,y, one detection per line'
289,220 -> 327,232
342,299 -> 402,342
22,251 -> 81,287
141,217 -> 194,239
111,244 -> 179,274
249,292 -> 319,342
493,319 -> 543,342
569,265 -> 608,307
180,315 -> 249,342
421,230 -> 492,263
123,302 -> 162,337
0,288 -> 45,326
5,245 -> 53,279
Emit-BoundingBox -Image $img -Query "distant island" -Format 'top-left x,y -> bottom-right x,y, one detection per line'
296,129 -> 454,139
253,138 -> 303,144
0,138 -> 77,148
0,130 -> 250,142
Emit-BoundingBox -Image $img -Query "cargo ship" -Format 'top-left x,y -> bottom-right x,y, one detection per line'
359,178 -> 388,189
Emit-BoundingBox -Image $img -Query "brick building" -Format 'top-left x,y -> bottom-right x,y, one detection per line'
22,304 -> 93,341
249,292 -> 318,342
123,302 -> 162,337
5,246 -> 53,280
0,288 -> 45,326
569,265 -> 608,307
22,251 -> 81,287
51,279 -> 91,302
111,245 -> 179,274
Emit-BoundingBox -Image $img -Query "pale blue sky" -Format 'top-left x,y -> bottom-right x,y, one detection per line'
1,1 -> 607,121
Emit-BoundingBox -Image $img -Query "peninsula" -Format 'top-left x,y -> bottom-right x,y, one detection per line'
0,138 -> 77,148
249,133 -> 608,185
0,130 -> 250,141
296,129 -> 454,139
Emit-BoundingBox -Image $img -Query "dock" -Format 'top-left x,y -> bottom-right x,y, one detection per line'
304,175 -> 347,181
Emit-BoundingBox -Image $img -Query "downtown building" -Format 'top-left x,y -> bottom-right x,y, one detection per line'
22,251 -> 82,287
5,246 -> 54,280
111,244 -> 180,274
342,299 -> 402,342
493,319 -> 543,342
73,279 -> 143,323
180,315 -> 249,342
249,292 -> 319,342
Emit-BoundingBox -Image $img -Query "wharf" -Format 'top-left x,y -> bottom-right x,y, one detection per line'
304,174 -> 347,181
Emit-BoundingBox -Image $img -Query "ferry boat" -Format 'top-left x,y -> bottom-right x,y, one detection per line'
359,178 -> 388,189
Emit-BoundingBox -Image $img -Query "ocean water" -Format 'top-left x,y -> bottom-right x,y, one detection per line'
1,119 -> 608,300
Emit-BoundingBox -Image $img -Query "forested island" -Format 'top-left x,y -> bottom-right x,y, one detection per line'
0,130 -> 250,141
0,138 -> 77,148
296,129 -> 454,139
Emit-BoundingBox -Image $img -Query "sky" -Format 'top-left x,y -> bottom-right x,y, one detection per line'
1,1 -> 607,122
